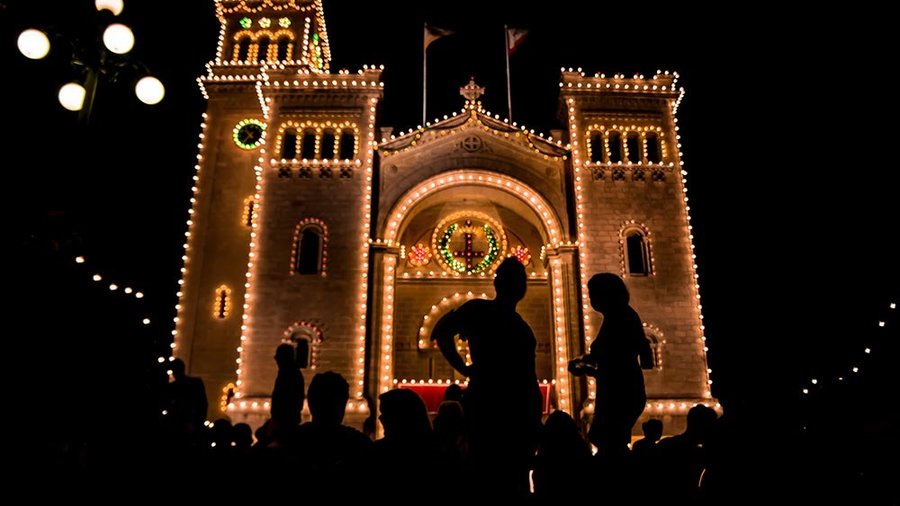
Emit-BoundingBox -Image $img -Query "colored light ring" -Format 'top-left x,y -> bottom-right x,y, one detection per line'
431,211 -> 507,275
416,292 -> 489,349
233,118 -> 266,150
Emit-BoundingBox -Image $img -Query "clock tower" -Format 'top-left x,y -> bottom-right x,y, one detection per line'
172,0 -> 381,422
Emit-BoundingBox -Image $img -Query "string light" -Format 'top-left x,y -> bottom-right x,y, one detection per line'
801,301 -> 895,396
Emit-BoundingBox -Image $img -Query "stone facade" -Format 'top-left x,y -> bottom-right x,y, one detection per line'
174,0 -> 714,434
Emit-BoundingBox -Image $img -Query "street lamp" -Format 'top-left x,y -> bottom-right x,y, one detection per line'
15,0 -> 164,123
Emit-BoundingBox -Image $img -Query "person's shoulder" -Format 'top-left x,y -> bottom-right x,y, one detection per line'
456,298 -> 491,314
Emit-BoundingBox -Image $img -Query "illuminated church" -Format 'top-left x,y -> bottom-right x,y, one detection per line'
174,0 -> 714,434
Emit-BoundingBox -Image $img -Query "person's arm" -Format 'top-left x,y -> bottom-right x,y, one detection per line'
432,309 -> 472,377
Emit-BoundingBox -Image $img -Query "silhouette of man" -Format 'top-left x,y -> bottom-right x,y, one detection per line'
271,343 -> 305,428
569,273 -> 653,458
166,358 -> 208,444
432,257 -> 542,497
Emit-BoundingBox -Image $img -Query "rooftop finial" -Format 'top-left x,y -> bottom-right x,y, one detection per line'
460,77 -> 485,103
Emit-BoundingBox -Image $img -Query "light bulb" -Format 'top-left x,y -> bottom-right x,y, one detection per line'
58,83 -> 86,111
103,23 -> 134,54
17,29 -> 50,59
135,76 -> 165,104
95,0 -> 124,15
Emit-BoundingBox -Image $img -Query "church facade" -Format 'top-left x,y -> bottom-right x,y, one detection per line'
174,0 -> 714,433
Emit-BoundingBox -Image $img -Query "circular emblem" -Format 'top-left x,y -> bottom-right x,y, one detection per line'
233,118 -> 266,150
462,136 -> 483,152
431,211 -> 507,275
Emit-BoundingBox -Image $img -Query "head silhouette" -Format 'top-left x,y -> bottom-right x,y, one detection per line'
170,358 -> 186,380
378,388 -> 432,440
494,257 -> 527,304
588,272 -> 630,313
274,343 -> 296,369
642,419 -> 664,442
306,371 -> 349,426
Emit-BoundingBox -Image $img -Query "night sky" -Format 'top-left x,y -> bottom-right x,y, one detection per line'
5,1 -> 897,420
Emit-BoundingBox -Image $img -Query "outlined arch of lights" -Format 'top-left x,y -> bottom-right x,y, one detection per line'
618,220 -> 655,277
431,211 -> 507,275
416,292 -> 489,349
230,29 -> 295,63
273,120 -> 359,162
377,170 -> 572,412
281,320 -> 324,370
290,217 -> 328,276
584,124 -> 668,165
642,322 -> 666,370
214,284 -> 232,319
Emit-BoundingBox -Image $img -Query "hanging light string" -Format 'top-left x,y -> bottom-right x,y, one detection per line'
801,301 -> 895,396
73,254 -> 155,328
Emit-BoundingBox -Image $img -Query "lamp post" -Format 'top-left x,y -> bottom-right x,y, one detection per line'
16,0 -> 164,124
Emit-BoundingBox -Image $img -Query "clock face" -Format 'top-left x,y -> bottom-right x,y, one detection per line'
233,119 -> 266,150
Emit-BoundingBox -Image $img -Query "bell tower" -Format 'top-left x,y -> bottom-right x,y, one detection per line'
173,0 -> 381,422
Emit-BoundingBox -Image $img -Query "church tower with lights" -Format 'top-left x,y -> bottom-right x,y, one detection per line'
175,0 -> 715,433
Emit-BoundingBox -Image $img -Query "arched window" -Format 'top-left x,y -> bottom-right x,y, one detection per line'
320,130 -> 336,159
282,129 -> 298,159
608,131 -> 623,163
644,329 -> 663,370
625,230 -> 651,276
213,285 -> 231,319
292,219 -> 327,276
339,130 -> 356,159
645,132 -> 661,164
242,196 -> 256,227
626,132 -> 642,163
301,130 -> 316,159
589,132 -> 604,163
236,37 -> 251,61
256,37 -> 271,62
276,37 -> 291,60
283,322 -> 324,369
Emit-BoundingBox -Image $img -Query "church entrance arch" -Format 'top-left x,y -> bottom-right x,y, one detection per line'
373,170 -> 576,413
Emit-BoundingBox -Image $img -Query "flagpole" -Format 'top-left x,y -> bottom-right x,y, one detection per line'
423,25 -> 428,125
504,24 -> 513,121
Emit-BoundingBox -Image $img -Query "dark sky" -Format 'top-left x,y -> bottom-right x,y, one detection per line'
4,1 -> 897,409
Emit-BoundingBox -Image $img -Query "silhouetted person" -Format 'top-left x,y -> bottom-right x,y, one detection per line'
166,358 -> 208,445
373,389 -> 439,500
658,404 -> 718,503
271,343 -> 305,428
433,400 -> 468,464
632,419 -> 663,458
443,383 -> 465,404
569,273 -> 653,458
533,410 -> 592,501
292,371 -> 372,493
432,257 -> 542,498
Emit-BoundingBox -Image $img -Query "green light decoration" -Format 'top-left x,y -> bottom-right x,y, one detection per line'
309,32 -> 323,71
232,118 -> 266,150
433,213 -> 506,275
239,17 -> 252,29
279,17 -> 292,28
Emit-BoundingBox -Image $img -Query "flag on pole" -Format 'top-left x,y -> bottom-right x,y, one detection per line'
506,27 -> 528,54
424,24 -> 454,51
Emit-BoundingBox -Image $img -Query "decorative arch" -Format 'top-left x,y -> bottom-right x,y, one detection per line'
416,292 -> 490,349
377,170 -> 572,412
642,323 -> 666,370
619,220 -> 654,276
382,170 -> 564,246
213,285 -> 232,319
291,218 -> 328,276
281,321 -> 325,370
274,120 -> 359,161
242,196 -> 257,228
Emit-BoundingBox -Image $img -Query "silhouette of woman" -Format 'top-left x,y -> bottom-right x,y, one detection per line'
570,273 -> 653,458
432,257 -> 542,497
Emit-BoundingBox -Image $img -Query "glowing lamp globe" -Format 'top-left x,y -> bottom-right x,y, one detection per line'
95,0 -> 124,16
58,83 -> 86,111
135,76 -> 165,105
102,23 -> 134,54
17,29 -> 50,60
